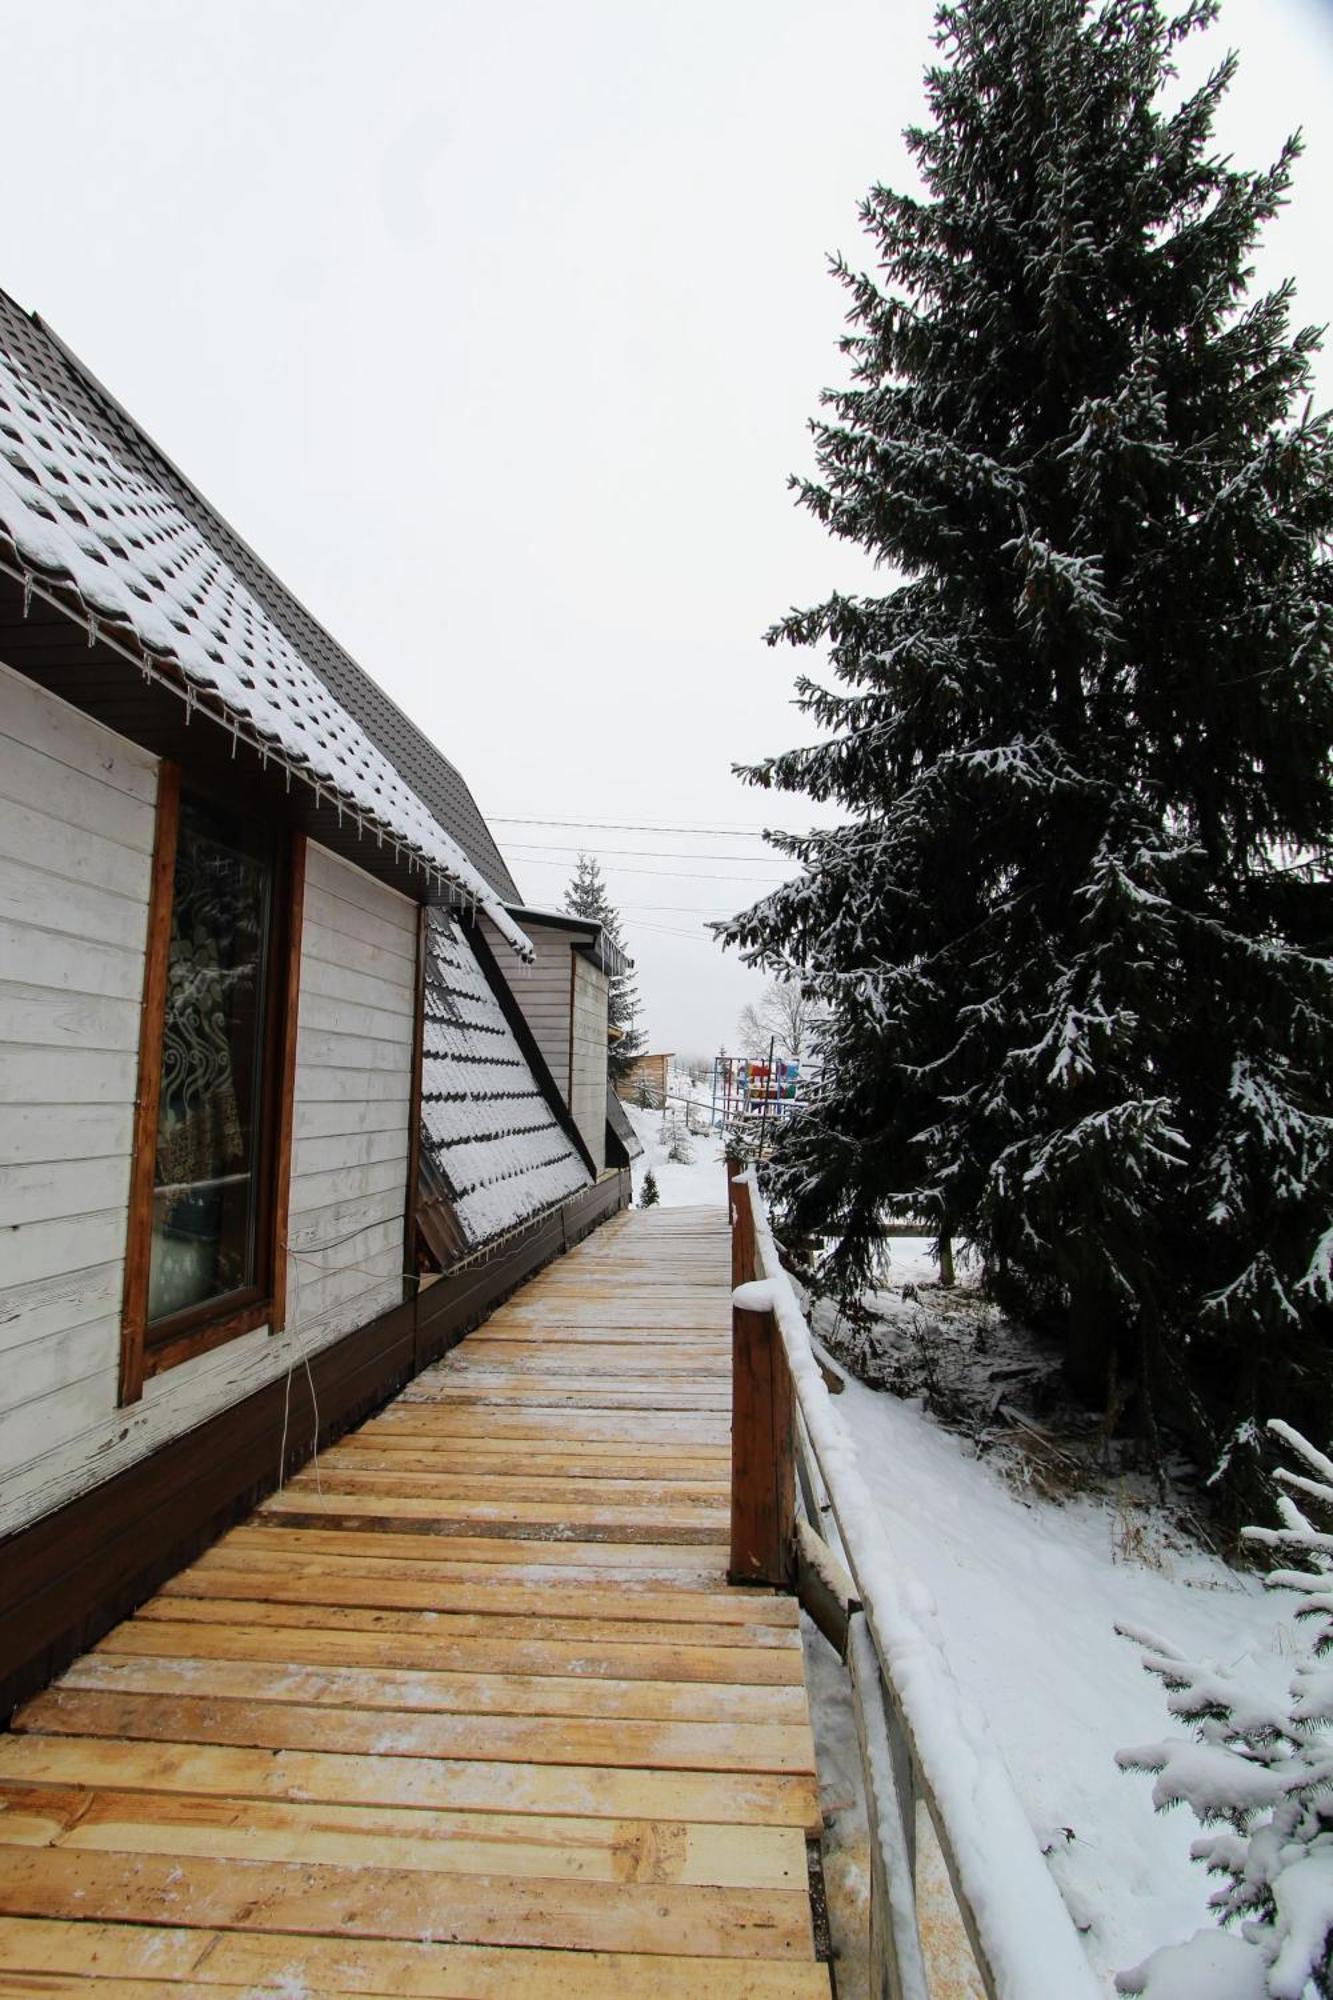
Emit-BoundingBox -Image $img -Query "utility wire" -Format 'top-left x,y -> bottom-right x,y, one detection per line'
616,901 -> 748,914
511,856 -> 794,885
488,813 -> 776,838
503,839 -> 793,863
630,921 -> 727,942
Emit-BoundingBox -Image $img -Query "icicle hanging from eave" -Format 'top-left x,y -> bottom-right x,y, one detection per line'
0,548 -> 534,962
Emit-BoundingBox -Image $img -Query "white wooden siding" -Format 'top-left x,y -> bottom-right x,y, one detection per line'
0,654 -> 419,1537
283,840 -> 415,1343
570,955 -> 608,1173
489,919 -> 573,1095
0,662 -> 155,1509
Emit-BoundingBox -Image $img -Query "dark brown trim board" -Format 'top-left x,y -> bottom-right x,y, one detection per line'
0,1170 -> 629,1728
268,831 -> 307,1337
119,759 -> 180,1406
402,902 -> 428,1296
143,1298 -> 272,1381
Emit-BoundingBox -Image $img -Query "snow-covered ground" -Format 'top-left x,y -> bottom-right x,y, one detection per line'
820,1246 -> 1293,1988
624,1093 -> 729,1207
618,1117 -> 1289,1984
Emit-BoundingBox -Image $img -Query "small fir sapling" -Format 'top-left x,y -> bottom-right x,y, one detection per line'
718,0 -> 1333,1522
639,1169 -> 661,1209
1116,1421 -> 1333,1997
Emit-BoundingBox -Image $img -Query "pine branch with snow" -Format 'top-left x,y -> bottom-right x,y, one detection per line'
1116,1420 -> 1333,1998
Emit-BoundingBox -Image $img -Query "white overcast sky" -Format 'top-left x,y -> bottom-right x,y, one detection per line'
3,0 -> 1330,1056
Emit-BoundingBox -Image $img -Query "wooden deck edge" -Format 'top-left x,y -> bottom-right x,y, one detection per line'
0,1171 -> 631,1727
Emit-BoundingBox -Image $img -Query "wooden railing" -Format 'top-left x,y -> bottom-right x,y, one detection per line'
727,1164 -> 1101,2000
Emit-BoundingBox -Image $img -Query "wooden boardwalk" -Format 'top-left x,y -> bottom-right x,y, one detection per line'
0,1203 -> 831,1997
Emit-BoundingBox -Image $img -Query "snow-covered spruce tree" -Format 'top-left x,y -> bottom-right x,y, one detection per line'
565,853 -> 645,1086
720,0 -> 1333,1515
1116,1421 -> 1333,1997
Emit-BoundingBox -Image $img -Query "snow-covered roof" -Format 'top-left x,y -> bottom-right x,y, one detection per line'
0,293 -> 528,956
606,1084 -> 645,1162
508,903 -> 632,981
419,911 -> 591,1255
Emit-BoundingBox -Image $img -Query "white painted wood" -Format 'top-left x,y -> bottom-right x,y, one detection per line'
300,948 -> 415,1018
290,1125 -> 409,1178
0,1259 -> 123,1355
570,953 -> 609,1173
289,1247 -> 402,1329
0,698 -> 417,1537
0,657 -> 157,805
305,849 -> 418,929
486,917 -> 575,1096
0,1156 -> 135,1230
0,665 -> 152,1517
297,988 -> 414,1047
0,797 -> 154,903
293,1095 -> 409,1142
286,1183 -> 402,1253
286,1152 -> 409,1219
301,883 -> 417,964
3,1210 -> 131,1292
3,1102 -> 134,1166
0,1313 -> 119,1413
0,727 -> 156,852
0,851 -> 153,951
281,842 -> 413,1359
0,1045 -> 138,1106
0,915 -> 144,1001
0,980 -> 141,1053
294,1027 -> 407,1073
288,1063 -> 411,1108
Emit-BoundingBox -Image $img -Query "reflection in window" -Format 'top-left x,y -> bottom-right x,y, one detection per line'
147,796 -> 273,1325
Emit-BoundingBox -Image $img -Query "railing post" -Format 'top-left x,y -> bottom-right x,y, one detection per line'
728,1172 -> 795,1590
728,1155 -> 754,1288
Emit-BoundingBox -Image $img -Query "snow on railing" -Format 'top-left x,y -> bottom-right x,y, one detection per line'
728,1165 -> 1101,2000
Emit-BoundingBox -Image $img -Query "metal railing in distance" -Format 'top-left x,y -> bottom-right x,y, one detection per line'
726,1164 -> 1101,2000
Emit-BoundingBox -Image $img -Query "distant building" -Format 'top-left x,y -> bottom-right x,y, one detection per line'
617,1050 -> 674,1107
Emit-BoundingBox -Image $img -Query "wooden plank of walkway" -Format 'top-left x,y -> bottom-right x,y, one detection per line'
0,1203 -> 831,1996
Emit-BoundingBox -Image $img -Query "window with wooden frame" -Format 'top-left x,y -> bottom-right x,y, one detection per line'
120,762 -> 305,1403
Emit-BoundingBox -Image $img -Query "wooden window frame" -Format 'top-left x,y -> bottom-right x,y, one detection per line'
119,762 -> 306,1404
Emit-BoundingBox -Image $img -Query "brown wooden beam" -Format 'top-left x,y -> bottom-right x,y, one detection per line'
269,831 -> 307,1336
728,1175 -> 796,1590
118,759 -> 180,1406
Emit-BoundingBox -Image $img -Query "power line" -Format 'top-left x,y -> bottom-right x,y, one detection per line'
488,813 -> 776,838
504,840 -> 793,865
510,855 -> 794,886
618,901 -> 744,915
630,921 -> 724,943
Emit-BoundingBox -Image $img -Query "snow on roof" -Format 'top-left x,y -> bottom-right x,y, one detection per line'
0,297 -> 529,957
506,904 -> 632,981
420,911 -> 591,1252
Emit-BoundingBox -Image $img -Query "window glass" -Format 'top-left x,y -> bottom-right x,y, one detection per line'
147,795 -> 273,1325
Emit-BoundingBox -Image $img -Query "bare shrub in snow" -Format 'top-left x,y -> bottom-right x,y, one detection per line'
1116,1420 -> 1333,1997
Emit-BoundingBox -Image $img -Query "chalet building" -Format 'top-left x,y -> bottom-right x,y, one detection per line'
0,291 -> 632,1717
617,1048 -> 674,1107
